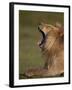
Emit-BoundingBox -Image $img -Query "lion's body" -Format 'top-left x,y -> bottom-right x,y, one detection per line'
25,23 -> 64,77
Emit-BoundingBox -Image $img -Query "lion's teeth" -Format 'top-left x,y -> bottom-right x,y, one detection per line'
37,41 -> 41,45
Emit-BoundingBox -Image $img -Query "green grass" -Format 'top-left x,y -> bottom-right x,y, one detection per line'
19,11 -> 64,79
19,27 -> 44,76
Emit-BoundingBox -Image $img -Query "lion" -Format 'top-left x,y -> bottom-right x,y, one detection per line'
24,22 -> 64,78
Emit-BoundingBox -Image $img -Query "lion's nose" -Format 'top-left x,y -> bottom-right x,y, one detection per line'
38,26 -> 43,30
38,23 -> 44,30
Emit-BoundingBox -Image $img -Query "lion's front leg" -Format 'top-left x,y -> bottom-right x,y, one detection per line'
24,68 -> 49,78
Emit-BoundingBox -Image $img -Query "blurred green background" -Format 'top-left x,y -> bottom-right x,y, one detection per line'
19,10 -> 64,79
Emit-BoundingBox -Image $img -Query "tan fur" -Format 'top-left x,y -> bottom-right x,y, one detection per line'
25,22 -> 64,77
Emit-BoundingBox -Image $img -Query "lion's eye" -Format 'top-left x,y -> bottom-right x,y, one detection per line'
47,27 -> 52,31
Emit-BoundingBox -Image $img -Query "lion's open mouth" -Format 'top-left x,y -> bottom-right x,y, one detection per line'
38,27 -> 45,48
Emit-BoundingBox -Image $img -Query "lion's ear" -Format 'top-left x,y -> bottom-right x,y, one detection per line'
55,22 -> 64,37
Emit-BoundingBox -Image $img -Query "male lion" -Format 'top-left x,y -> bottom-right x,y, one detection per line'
24,22 -> 64,78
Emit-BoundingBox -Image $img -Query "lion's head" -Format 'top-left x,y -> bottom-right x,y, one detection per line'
38,22 -> 64,51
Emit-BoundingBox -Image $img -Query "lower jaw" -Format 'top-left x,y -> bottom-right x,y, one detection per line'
39,44 -> 44,50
